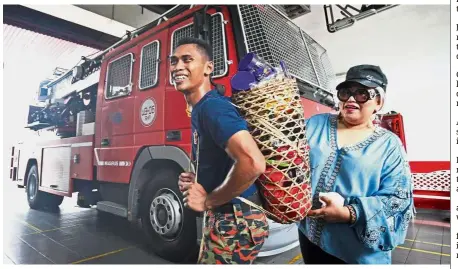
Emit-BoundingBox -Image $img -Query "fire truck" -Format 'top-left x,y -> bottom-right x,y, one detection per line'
9,5 -> 337,262
9,4 -> 447,263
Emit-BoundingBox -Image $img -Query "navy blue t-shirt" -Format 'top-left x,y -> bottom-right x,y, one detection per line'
191,90 -> 257,204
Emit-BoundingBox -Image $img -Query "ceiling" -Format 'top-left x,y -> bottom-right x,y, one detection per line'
3,5 -> 119,50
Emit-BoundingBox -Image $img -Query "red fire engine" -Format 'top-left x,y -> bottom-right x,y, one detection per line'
9,4 -> 446,263
9,5 -> 337,262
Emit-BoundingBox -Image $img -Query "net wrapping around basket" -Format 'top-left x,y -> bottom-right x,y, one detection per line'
232,77 -> 312,224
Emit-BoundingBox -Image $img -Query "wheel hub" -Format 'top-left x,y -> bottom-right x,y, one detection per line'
156,204 -> 168,226
28,175 -> 37,200
149,189 -> 182,238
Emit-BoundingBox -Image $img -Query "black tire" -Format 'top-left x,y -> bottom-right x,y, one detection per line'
26,164 -> 64,209
77,192 -> 92,208
140,169 -> 198,264
27,165 -> 47,209
47,194 -> 64,207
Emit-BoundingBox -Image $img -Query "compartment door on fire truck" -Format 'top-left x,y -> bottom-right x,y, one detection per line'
97,48 -> 137,183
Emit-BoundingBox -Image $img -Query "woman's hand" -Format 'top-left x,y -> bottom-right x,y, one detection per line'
307,196 -> 351,223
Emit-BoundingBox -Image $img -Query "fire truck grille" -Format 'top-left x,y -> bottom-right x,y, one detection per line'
172,24 -> 193,48
302,32 -> 334,91
211,14 -> 226,76
171,13 -> 227,78
140,41 -> 160,89
238,5 -> 334,91
106,54 -> 132,98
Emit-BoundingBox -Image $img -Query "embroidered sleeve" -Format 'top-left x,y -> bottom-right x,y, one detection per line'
348,136 -> 414,251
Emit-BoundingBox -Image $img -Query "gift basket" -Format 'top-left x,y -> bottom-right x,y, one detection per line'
231,53 -> 312,224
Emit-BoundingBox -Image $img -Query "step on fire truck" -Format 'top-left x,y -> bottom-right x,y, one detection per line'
9,4 -> 438,263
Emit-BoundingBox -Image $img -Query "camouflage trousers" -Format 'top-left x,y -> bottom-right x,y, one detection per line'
197,203 -> 269,264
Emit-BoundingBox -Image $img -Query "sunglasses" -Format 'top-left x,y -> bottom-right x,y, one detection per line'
337,88 -> 379,103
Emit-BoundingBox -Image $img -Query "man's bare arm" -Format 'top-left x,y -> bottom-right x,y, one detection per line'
204,130 -> 265,209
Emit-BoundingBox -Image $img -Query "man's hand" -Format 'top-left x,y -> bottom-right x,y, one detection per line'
307,196 -> 351,223
182,182 -> 208,212
178,172 -> 195,192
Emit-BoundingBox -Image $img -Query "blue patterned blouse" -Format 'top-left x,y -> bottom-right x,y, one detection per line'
297,113 -> 414,264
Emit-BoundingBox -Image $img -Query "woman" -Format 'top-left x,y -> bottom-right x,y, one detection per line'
298,64 -> 414,264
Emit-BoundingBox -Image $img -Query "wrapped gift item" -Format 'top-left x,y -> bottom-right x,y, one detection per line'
231,53 -> 312,224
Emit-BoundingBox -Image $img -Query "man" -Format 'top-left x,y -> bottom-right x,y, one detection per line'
170,37 -> 269,264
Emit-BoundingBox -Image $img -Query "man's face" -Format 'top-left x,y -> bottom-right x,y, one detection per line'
169,44 -> 213,93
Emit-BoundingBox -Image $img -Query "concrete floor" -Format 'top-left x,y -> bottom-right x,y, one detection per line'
266,208 -> 452,265
2,180 -> 451,264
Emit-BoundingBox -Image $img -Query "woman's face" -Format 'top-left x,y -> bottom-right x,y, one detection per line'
337,84 -> 383,126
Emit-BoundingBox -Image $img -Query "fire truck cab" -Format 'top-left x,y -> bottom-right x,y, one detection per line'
10,5 -> 336,262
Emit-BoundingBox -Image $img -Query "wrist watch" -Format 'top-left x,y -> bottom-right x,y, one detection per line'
346,205 -> 357,224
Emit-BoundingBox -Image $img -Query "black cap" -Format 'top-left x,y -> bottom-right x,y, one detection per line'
336,64 -> 388,91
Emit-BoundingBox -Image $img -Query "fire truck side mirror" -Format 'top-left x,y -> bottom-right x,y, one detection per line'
215,84 -> 225,95
193,10 -> 213,47
193,12 -> 202,38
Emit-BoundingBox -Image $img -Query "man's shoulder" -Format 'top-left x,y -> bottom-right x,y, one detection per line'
199,93 -> 240,117
196,91 -> 248,148
201,93 -> 234,109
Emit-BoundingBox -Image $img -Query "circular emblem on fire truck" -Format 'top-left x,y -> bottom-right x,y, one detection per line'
140,98 -> 156,127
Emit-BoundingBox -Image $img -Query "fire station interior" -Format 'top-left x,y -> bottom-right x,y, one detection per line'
3,4 -> 451,265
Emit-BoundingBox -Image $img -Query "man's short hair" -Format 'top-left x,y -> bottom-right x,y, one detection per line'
175,37 -> 213,61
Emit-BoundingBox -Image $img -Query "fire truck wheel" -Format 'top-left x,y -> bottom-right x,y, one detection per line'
140,168 -> 198,263
26,164 -> 56,209
77,192 -> 92,208
45,194 -> 64,207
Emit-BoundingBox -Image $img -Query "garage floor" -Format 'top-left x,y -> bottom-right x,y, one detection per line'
3,181 -> 451,265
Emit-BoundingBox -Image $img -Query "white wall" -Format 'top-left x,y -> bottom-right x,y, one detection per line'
294,5 -> 450,162
75,5 -> 160,28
